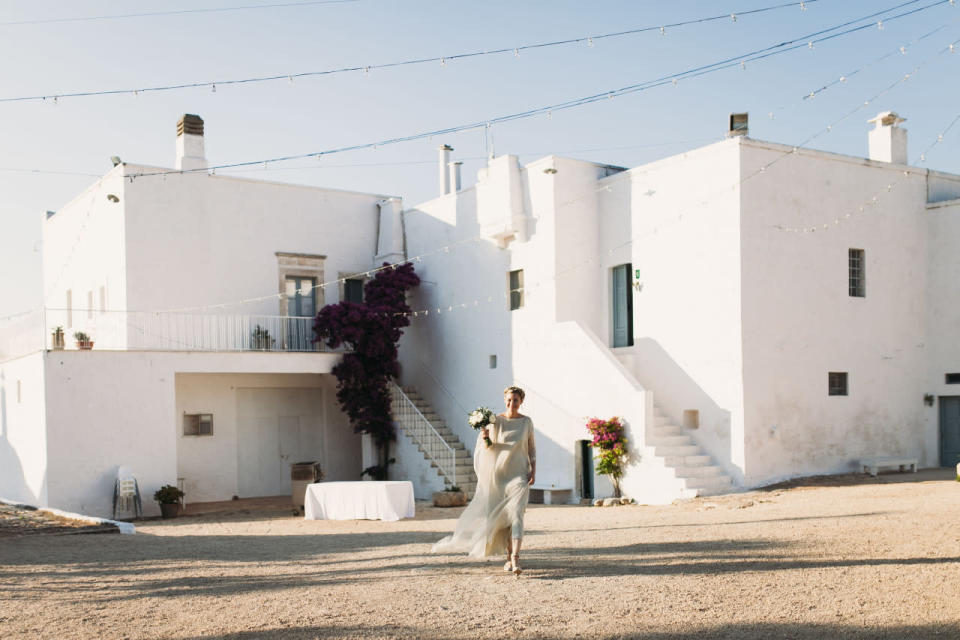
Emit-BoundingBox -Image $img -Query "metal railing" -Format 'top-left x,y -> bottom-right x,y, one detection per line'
390,382 -> 457,488
0,308 -> 344,357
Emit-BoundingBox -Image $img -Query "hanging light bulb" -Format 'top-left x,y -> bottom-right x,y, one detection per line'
211,83 -> 216,93
587,37 -> 594,47
659,26 -> 665,35
877,20 -> 883,30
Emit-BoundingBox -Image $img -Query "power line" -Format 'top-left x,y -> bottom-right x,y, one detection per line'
127,0 -> 953,179
0,1 -> 817,104
0,0 -> 358,28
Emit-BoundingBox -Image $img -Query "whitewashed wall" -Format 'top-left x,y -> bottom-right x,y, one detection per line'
175,373 -> 357,503
121,167 -> 387,317
39,350 -> 341,518
926,197 -> 960,460
0,352 -> 48,506
611,140 -> 746,482
738,141 -> 932,485
42,166 -> 128,347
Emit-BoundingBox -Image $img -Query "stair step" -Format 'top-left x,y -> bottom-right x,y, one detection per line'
652,425 -> 683,437
673,465 -> 723,478
683,475 -> 732,490
648,435 -> 692,447
662,454 -> 712,467
653,414 -> 671,427
652,444 -> 701,457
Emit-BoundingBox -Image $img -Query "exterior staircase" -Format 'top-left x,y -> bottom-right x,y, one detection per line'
644,404 -> 733,498
391,384 -> 478,496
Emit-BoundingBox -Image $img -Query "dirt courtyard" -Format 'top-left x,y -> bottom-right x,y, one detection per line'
1,470 -> 958,639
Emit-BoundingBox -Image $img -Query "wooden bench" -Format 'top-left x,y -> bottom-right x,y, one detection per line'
859,456 -> 917,477
530,484 -> 573,505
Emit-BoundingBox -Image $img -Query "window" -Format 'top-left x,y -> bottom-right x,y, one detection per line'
509,269 -> 524,310
285,276 -> 316,317
183,413 -> 213,436
344,278 -> 364,303
828,372 -> 848,396
848,249 -> 865,297
946,373 -> 960,384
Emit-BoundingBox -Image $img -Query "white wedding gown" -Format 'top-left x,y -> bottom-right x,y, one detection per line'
432,414 -> 535,557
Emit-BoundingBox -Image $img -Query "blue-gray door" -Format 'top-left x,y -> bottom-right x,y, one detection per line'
612,263 -> 634,348
285,276 -> 316,350
940,396 -> 960,467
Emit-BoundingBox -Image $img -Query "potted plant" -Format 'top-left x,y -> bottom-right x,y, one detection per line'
432,484 -> 467,507
153,484 -> 185,518
73,331 -> 94,350
51,326 -> 65,350
586,416 -> 628,498
250,325 -> 273,350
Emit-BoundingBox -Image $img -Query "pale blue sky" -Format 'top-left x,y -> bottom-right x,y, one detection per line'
2,0 -> 959,319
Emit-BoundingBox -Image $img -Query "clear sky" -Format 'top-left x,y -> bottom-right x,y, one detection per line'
2,0 -> 959,320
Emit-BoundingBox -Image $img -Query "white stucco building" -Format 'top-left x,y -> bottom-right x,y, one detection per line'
3,110 -> 960,517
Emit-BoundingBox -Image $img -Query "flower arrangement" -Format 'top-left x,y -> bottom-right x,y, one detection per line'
468,407 -> 495,447
586,416 -> 628,498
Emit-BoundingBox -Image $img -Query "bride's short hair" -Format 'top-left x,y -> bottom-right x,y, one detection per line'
503,385 -> 525,401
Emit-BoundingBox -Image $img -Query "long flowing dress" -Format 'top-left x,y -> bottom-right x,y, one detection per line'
432,414 -> 536,557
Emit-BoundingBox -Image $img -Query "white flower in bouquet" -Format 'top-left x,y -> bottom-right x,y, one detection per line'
468,406 -> 494,446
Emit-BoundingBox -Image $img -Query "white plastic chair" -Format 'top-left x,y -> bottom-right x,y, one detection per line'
112,466 -> 143,519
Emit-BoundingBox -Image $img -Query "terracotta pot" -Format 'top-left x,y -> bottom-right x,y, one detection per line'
76,340 -> 94,350
159,502 -> 180,518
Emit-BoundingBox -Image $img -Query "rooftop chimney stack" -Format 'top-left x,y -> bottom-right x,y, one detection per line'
176,114 -> 206,171
438,144 -> 453,196
448,161 -> 463,193
867,111 -> 907,164
727,112 -> 749,138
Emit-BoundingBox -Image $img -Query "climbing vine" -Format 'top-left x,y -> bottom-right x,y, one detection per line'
586,416 -> 628,498
313,262 -> 420,480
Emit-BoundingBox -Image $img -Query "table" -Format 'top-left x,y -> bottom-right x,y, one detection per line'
304,481 -> 415,521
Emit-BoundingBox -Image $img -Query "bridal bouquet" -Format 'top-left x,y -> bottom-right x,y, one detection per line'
468,407 -> 495,447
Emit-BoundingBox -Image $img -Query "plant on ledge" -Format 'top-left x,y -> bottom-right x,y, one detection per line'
73,331 -> 94,350
586,416 -> 628,498
313,262 -> 420,481
250,324 -> 274,350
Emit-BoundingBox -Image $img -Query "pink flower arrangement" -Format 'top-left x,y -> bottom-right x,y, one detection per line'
585,417 -> 627,497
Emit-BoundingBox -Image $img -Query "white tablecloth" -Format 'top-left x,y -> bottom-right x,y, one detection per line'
304,481 -> 415,521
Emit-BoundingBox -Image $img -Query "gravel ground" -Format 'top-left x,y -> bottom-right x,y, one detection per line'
0,504 -> 120,538
1,469 -> 958,639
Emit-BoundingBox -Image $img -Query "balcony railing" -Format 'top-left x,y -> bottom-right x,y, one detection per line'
0,309 -> 342,360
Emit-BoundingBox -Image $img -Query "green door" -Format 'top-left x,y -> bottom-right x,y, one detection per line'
940,396 -> 960,467
612,264 -> 634,348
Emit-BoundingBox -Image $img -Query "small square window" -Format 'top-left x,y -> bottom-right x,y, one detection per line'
509,269 -> 524,311
946,373 -> 960,384
848,249 -> 865,297
828,372 -> 848,396
183,413 -> 213,436
344,278 -> 364,303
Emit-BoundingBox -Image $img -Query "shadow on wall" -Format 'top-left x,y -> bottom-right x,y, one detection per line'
621,337 -> 735,478
0,374 -> 39,505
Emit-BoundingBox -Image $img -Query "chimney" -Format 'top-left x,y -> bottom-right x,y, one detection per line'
176,114 -> 206,171
867,111 -> 907,164
448,161 -> 462,192
727,112 -> 748,138
438,144 -> 453,196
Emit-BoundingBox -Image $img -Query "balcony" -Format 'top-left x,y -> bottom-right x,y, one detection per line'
0,309 -> 343,361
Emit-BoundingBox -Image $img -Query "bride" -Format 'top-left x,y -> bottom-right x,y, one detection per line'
432,386 -> 536,575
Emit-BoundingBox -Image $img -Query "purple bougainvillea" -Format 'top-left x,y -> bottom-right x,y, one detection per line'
313,262 -> 420,480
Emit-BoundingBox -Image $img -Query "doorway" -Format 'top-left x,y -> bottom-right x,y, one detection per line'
939,396 -> 960,467
612,263 -> 634,348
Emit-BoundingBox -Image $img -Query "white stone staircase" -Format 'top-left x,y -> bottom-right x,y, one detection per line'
391,385 -> 478,496
643,405 -> 732,498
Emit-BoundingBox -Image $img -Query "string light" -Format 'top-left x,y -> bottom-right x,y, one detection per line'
0,1 -> 832,105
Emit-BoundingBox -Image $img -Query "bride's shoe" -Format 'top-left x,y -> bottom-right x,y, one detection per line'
510,553 -> 521,577
503,557 -> 512,572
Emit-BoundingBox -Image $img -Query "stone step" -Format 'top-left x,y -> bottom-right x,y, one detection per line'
652,444 -> 701,457
652,425 -> 683,437
683,475 -> 732,490
653,414 -> 671,427
673,465 -> 724,478
647,434 -> 693,447
662,454 -> 712,467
